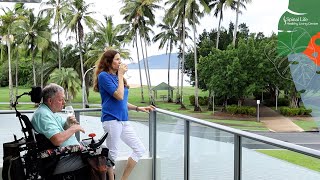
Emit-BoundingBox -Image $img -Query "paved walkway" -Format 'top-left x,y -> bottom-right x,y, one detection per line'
244,99 -> 304,132
259,105 -> 304,132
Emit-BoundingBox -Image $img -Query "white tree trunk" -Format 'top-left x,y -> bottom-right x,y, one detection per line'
232,0 -> 240,46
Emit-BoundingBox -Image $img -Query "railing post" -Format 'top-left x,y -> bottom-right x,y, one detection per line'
184,120 -> 190,180
234,134 -> 242,180
75,111 -> 80,141
150,111 -> 157,180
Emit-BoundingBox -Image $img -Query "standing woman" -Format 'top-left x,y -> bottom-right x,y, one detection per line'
93,49 -> 155,180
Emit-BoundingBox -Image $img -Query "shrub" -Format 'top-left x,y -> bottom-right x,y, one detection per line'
199,96 -> 209,106
189,95 -> 195,106
226,105 -> 256,116
279,107 -> 312,116
226,105 -> 238,114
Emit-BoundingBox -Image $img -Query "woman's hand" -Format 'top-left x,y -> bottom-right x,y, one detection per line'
137,105 -> 156,113
118,63 -> 128,76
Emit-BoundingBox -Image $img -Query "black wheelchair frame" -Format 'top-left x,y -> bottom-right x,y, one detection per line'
2,88 -> 112,180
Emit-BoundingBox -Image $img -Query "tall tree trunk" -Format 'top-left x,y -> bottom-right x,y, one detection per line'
41,52 -> 44,88
167,44 -> 173,102
15,47 -> 19,97
180,11 -> 186,109
193,21 -> 201,112
32,48 -> 37,86
143,38 -> 155,105
176,51 -> 181,104
139,36 -> 152,104
135,32 -> 144,102
215,13 -> 223,49
7,35 -> 14,108
58,14 -> 61,69
77,28 -> 85,88
232,0 -> 240,46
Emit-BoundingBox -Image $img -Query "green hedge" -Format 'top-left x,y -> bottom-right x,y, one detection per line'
226,105 -> 256,116
279,107 -> 312,116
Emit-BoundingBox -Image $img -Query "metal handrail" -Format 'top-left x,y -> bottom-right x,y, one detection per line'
155,108 -> 320,159
2,107 -> 319,158
2,107 -> 320,180
0,108 -> 102,114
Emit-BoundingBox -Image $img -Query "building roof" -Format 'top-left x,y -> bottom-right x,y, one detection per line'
151,82 -> 175,91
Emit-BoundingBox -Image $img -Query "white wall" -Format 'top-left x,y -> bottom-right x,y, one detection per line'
115,156 -> 160,180
0,156 -> 158,180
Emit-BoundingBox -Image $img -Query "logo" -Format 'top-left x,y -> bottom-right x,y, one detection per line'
283,16 -> 318,26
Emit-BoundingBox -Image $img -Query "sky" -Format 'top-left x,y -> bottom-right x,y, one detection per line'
88,0 -> 289,63
0,0 -> 290,63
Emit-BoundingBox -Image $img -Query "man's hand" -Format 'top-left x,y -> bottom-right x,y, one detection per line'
64,115 -> 79,130
69,124 -> 85,134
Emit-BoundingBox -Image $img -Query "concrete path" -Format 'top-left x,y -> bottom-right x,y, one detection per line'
259,105 -> 304,132
244,99 -> 304,132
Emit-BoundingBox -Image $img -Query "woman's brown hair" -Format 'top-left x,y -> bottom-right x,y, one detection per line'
93,49 -> 129,92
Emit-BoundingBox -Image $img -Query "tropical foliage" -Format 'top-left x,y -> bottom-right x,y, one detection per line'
0,0 -> 298,111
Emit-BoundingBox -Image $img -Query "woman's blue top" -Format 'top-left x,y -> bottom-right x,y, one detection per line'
98,71 -> 129,121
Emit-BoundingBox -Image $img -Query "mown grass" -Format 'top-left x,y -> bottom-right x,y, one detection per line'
206,119 -> 268,131
257,149 -> 320,172
293,120 -> 318,131
0,86 -> 265,131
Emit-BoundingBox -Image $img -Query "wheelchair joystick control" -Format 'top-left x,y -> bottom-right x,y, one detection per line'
88,133 -> 96,145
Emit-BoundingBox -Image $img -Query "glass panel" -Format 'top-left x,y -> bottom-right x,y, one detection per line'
190,123 -> 234,180
156,113 -> 184,180
79,110 -> 150,158
0,113 -> 33,165
0,110 -> 150,166
242,137 -> 320,180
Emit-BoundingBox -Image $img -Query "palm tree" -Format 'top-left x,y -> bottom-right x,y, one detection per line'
166,0 -> 208,109
15,9 -> 51,87
49,67 -> 81,102
85,15 -> 130,67
153,16 -> 178,102
232,0 -> 251,46
165,0 -> 187,109
120,0 -> 161,105
64,0 -> 97,88
118,21 -> 145,102
40,0 -> 69,69
0,5 -> 24,107
138,18 -> 154,104
12,3 -> 29,96
207,0 -> 236,49
185,0 -> 210,111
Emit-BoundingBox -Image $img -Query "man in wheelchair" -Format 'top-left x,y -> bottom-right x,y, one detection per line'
3,83 -> 113,180
31,83 -> 89,176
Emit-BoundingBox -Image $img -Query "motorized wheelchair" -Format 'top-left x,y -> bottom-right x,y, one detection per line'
2,87 -> 113,180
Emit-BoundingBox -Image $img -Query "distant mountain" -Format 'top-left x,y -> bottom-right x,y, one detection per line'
127,53 -> 179,69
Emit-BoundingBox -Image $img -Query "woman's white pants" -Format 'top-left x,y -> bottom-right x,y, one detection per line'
102,120 -> 146,162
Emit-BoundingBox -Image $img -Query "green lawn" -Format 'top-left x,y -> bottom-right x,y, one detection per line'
257,149 -> 320,172
293,119 -> 318,131
206,119 -> 268,131
0,86 -> 265,131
